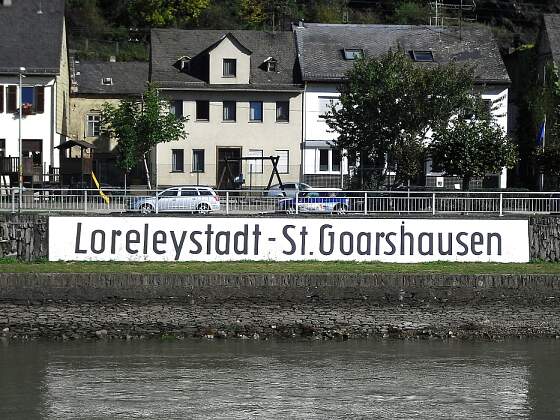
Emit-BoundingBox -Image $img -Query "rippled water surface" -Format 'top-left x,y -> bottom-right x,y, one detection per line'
1,339 -> 559,419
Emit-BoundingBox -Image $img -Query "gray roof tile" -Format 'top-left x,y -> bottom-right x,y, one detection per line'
0,0 -> 64,75
74,61 -> 149,95
294,23 -> 510,84
150,29 -> 302,90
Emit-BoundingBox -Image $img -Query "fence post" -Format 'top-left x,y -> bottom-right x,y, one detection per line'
295,191 -> 299,215
432,193 -> 436,215
11,188 -> 15,213
84,190 -> 88,213
155,191 -> 159,214
364,192 -> 368,215
499,193 -> 503,217
226,191 -> 229,215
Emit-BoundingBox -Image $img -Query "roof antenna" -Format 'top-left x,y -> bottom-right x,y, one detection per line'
37,0 -> 43,14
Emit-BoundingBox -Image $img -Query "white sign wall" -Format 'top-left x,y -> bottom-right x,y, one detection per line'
48,217 -> 530,263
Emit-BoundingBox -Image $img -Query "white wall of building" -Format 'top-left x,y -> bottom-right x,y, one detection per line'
0,75 -> 60,172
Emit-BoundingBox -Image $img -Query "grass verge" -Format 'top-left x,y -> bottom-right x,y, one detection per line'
0,259 -> 560,274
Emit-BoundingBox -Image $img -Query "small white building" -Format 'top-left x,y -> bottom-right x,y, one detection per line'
0,0 -> 69,186
294,23 -> 510,189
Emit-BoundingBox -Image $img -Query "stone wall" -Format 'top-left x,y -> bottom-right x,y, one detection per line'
2,213 -> 560,261
2,272 -> 560,341
0,214 -> 48,261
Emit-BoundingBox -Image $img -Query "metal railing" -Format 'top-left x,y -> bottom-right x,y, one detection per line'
1,187 -> 560,216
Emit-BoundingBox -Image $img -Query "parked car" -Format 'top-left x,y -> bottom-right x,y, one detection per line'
130,186 -> 220,214
264,182 -> 312,198
276,191 -> 350,214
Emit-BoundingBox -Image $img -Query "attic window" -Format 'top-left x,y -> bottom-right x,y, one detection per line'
263,57 -> 277,72
343,48 -> 364,60
411,50 -> 434,62
101,77 -> 113,85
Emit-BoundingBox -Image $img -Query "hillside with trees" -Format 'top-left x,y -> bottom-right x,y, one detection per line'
66,0 -> 560,62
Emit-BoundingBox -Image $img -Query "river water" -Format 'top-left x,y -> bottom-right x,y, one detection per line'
1,339 -> 559,419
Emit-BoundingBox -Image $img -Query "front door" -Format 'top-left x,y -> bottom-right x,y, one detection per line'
217,147 -> 241,190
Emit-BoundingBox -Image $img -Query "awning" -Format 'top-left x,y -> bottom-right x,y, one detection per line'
55,139 -> 96,150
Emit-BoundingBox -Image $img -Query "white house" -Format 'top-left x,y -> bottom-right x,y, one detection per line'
294,23 -> 510,189
0,0 -> 69,187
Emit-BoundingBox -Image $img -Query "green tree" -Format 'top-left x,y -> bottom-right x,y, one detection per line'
393,1 -> 429,25
128,0 -> 210,27
429,117 -> 517,190
324,50 -> 481,188
102,84 -> 188,189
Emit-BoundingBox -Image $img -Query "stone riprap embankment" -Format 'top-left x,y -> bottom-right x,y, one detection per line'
1,272 -> 560,341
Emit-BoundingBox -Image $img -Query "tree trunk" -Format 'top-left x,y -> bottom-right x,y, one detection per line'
143,156 -> 152,190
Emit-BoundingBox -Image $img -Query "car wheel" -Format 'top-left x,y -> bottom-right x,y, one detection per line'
333,204 -> 347,215
286,206 -> 296,215
140,203 -> 154,214
197,203 -> 211,214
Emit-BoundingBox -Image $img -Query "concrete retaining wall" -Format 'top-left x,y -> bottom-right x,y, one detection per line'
2,213 -> 560,261
1,272 -> 560,302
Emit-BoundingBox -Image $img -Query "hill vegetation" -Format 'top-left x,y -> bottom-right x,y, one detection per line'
65,0 -> 560,62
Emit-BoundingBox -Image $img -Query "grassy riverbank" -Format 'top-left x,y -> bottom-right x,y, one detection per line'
1,259 -> 560,274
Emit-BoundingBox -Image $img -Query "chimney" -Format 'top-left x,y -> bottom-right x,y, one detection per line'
298,20 -> 304,28
109,56 -> 117,63
2,0 -> 13,6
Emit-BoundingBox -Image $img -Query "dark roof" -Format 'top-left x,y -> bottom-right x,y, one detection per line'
542,14 -> 560,68
73,61 -> 149,95
294,23 -> 510,84
0,0 -> 65,75
150,29 -> 302,90
55,139 -> 95,150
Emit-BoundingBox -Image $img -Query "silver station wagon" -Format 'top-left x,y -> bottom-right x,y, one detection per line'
130,186 -> 221,214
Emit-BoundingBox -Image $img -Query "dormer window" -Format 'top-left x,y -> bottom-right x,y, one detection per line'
263,57 -> 277,72
343,48 -> 364,60
101,77 -> 113,85
410,50 -> 434,62
223,59 -> 236,77
175,56 -> 191,72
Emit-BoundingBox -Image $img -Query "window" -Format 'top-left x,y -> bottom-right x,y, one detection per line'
101,77 -> 113,85
410,50 -> 434,62
196,100 -> 209,120
86,114 -> 101,137
161,188 -> 179,197
0,139 -> 5,158
170,100 -> 183,117
248,149 -> 263,173
19,86 -> 45,114
192,149 -> 205,173
172,149 -> 184,172
319,149 -> 329,172
181,189 -> 198,197
6,86 -> 17,113
223,59 -> 237,77
318,97 -> 339,118
343,48 -> 364,60
332,150 -> 341,172
223,101 -> 236,121
275,150 -> 289,174
265,58 -> 277,72
276,101 -> 289,122
249,101 -> 263,122
0,87 -> 3,113
483,99 -> 493,113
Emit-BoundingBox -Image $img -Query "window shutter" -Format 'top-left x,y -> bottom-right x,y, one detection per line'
35,86 -> 45,113
7,86 -> 17,113
0,86 -> 3,113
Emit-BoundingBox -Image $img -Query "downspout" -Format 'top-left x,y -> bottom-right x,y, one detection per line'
51,79 -> 56,172
300,82 -> 306,183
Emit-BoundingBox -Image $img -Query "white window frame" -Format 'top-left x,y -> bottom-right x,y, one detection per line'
275,150 -> 289,174
248,149 -> 263,174
86,114 -> 101,137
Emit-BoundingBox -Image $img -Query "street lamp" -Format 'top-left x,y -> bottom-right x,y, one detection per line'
18,66 -> 25,213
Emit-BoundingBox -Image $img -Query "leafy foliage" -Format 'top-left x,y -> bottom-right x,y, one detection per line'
324,50 -> 484,188
393,1 -> 429,25
102,84 -> 188,188
429,117 -> 518,190
128,0 -> 210,27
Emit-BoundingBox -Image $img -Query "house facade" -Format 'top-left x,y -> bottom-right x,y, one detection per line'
294,23 -> 510,189
150,29 -> 303,189
69,60 -> 149,186
0,0 -> 69,187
